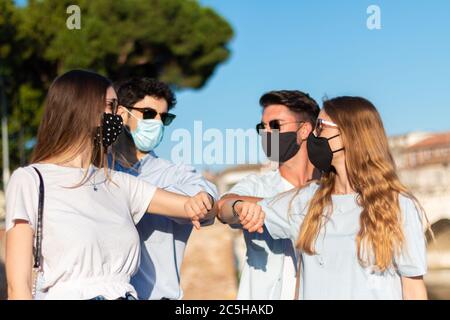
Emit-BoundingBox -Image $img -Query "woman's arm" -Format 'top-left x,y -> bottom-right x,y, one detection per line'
234,200 -> 265,233
401,276 -> 428,300
216,194 -> 263,225
147,189 -> 214,229
6,220 -> 34,300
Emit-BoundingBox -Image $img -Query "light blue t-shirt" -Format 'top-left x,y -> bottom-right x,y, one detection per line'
114,151 -> 218,300
260,182 -> 427,300
224,169 -> 298,300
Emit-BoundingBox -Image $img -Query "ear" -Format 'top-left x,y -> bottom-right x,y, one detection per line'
298,122 -> 313,142
117,106 -> 129,124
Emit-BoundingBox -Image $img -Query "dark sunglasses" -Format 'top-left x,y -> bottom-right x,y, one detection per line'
256,120 -> 304,134
127,106 -> 176,126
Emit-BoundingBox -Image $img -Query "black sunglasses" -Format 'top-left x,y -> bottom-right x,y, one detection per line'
127,106 -> 176,126
256,120 -> 304,134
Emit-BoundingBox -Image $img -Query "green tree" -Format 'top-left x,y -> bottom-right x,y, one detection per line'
0,0 -> 233,176
1,0 -> 44,172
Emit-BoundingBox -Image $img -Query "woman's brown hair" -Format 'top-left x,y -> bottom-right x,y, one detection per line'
31,70 -> 112,177
297,96 -> 431,271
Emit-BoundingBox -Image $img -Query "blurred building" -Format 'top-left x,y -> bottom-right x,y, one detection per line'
392,132 -> 450,269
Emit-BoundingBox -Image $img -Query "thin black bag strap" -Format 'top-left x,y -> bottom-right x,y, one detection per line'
32,167 -> 44,269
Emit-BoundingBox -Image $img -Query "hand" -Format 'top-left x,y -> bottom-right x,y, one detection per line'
185,191 -> 213,230
234,201 -> 265,234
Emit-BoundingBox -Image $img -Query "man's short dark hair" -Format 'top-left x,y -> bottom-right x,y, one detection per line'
259,90 -> 320,126
114,77 -> 177,110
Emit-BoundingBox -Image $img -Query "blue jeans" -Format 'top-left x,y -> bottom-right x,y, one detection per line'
91,292 -> 137,300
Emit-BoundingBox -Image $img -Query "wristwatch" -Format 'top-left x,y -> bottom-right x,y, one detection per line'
231,200 -> 244,217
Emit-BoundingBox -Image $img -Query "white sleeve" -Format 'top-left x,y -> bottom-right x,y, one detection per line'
5,168 -> 39,232
260,184 -> 317,242
223,174 -> 260,197
396,196 -> 428,277
116,172 -> 157,224
168,163 -> 218,198
158,163 -> 218,226
258,189 -> 305,241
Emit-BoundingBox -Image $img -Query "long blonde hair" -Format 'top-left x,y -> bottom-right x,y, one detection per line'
297,96 -> 430,271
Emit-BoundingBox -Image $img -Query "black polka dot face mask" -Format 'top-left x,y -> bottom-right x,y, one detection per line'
95,113 -> 123,148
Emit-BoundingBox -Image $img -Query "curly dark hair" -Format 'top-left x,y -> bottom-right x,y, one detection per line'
259,90 -> 320,126
114,77 -> 177,110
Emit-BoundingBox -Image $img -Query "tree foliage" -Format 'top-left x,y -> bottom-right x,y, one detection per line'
0,0 -> 233,172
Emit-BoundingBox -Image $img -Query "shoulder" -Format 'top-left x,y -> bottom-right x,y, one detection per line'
287,181 -> 320,204
145,154 -> 198,175
108,169 -> 156,204
399,194 -> 416,207
110,169 -> 139,184
224,172 -> 266,196
8,166 -> 39,186
303,181 -> 320,197
107,169 -> 142,192
398,194 -> 423,225
264,181 -> 319,211
237,170 -> 277,186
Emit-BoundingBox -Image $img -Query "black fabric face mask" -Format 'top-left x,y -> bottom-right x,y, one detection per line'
262,131 -> 301,163
95,113 -> 123,148
306,132 -> 344,173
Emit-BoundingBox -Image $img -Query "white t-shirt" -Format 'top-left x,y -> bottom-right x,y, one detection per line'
5,163 -> 157,300
223,169 -> 297,300
261,183 -> 427,299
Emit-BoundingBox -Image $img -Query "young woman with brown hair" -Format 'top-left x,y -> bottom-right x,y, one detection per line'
5,70 -> 214,300
240,96 -> 429,299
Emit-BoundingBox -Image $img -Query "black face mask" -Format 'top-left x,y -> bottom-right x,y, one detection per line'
262,131 -> 301,163
95,113 -> 123,148
307,132 -> 344,173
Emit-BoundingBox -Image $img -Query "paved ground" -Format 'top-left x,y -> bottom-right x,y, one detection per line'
180,221 -> 238,300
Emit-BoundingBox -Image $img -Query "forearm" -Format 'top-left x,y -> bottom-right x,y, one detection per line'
148,189 -> 213,230
8,284 -> 32,300
6,223 -> 34,300
148,188 -> 190,219
162,184 -> 218,225
402,276 -> 428,300
217,195 -> 263,224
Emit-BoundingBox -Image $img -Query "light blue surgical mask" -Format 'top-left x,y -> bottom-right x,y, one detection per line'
125,109 -> 164,152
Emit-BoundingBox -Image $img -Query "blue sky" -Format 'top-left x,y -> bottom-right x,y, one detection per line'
156,0 -> 450,171
14,0 -> 450,171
